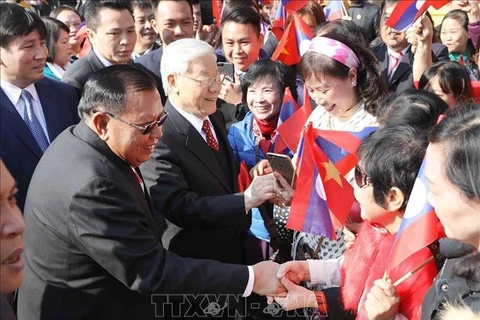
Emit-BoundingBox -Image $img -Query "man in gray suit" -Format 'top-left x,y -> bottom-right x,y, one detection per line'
18,65 -> 285,320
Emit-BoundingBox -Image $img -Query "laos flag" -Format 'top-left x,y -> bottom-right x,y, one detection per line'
386,0 -> 450,32
281,0 -> 309,14
386,159 -> 440,272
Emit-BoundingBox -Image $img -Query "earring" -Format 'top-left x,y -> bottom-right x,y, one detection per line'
352,81 -> 357,87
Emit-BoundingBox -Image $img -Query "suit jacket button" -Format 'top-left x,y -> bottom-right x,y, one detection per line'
441,284 -> 449,292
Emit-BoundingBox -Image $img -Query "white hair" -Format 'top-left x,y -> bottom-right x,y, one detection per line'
160,38 -> 216,95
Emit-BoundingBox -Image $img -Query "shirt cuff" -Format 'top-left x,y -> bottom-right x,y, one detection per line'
308,256 -> 344,287
242,266 -> 255,297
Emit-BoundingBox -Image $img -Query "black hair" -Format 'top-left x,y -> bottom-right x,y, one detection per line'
286,1 -> 326,29
132,0 -> 153,10
50,5 -> 82,22
84,0 -> 134,31
377,89 -> 449,132
152,0 -> 193,17
454,252 -> 480,292
358,125 -> 428,211
220,5 -> 262,37
299,20 -> 388,116
0,2 -> 46,49
430,103 -> 480,200
78,65 -> 157,119
241,59 -> 297,105
42,17 -> 70,63
419,61 -> 474,106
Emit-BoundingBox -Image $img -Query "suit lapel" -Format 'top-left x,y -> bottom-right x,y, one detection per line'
86,50 -> 107,72
166,102 -> 231,192
0,88 -> 43,158
377,43 -> 389,82
35,79 -> 62,141
390,47 -> 412,85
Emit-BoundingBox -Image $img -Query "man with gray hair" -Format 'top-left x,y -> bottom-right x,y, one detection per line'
142,38 -> 276,266
18,64 -> 285,320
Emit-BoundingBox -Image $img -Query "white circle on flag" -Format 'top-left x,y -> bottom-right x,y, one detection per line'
403,177 -> 427,219
299,39 -> 311,56
315,175 -> 327,201
416,0 -> 425,10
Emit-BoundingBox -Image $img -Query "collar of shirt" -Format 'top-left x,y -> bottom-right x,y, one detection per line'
0,80 -> 39,106
386,45 -> 409,59
169,102 -> 218,142
131,43 -> 156,60
93,47 -> 114,67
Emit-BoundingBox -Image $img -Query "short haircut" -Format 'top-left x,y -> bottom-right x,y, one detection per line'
152,0 -> 193,18
377,89 -> 449,132
50,5 -> 82,21
132,0 -> 153,11
220,5 -> 261,37
430,103 -> 480,200
358,125 -> 428,211
241,59 -> 297,105
78,65 -> 157,118
161,38 -> 215,95
84,0 -> 133,31
0,2 -> 46,49
299,20 -> 388,116
419,61 -> 474,105
42,17 -> 70,63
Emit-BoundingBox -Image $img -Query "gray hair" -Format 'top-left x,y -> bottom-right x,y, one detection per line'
161,38 -> 215,95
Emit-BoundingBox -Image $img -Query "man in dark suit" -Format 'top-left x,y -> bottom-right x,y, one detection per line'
141,39 -> 277,266
131,0 -> 160,60
17,65 -> 284,320
372,0 -> 449,96
0,3 -> 79,211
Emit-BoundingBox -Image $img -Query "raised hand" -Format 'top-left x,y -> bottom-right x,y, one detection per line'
250,159 -> 272,178
252,261 -> 286,296
365,279 -> 400,320
218,75 -> 242,105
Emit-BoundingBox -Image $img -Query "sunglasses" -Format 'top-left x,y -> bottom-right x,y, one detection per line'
104,111 -> 168,135
354,164 -> 371,188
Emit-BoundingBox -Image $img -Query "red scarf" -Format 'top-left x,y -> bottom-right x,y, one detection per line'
253,115 -> 279,155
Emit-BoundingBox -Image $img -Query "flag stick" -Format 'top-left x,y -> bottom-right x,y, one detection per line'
393,256 -> 434,287
341,0 -> 349,18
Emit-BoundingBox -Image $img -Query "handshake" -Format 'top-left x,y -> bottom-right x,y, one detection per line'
252,260 -> 317,311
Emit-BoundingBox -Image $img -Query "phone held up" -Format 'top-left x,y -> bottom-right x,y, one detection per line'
217,62 -> 235,83
266,152 -> 295,186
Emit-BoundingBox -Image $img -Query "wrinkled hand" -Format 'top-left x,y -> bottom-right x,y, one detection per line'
244,173 -> 276,211
277,260 -> 311,284
365,279 -> 400,320
274,277 -> 317,310
457,0 -> 480,22
250,159 -> 272,178
252,261 -> 287,296
409,14 -> 433,45
197,24 -> 220,46
273,172 -> 294,206
218,76 -> 242,105
343,222 -> 361,249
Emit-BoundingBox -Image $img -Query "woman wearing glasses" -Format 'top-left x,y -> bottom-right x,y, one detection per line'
272,126 -> 438,320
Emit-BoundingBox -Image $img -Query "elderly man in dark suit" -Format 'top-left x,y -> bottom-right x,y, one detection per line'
372,0 -> 449,96
17,65 -> 284,320
0,3 -> 79,211
141,38 -> 277,266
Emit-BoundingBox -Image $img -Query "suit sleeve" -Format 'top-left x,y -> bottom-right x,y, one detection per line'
142,138 -> 250,230
67,176 -> 249,294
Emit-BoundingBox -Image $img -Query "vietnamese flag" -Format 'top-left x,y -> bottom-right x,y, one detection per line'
272,15 -> 314,66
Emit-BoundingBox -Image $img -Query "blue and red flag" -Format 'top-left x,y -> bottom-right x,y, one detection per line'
273,87 -> 300,154
281,0 -> 309,14
386,159 -> 441,272
272,15 -> 314,66
324,0 -> 345,21
274,87 -> 312,154
271,0 -> 286,40
386,0 -> 450,32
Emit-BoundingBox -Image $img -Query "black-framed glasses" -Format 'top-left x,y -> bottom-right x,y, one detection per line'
104,111 -> 168,135
354,164 -> 371,188
176,73 -> 225,88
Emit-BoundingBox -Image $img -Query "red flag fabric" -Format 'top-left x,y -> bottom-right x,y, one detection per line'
237,161 -> 252,193
212,0 -> 223,26
272,15 -> 314,66
386,0 -> 449,32
282,0 -> 309,14
271,1 -> 286,40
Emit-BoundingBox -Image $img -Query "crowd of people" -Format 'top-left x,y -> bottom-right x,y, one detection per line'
1,0 -> 479,320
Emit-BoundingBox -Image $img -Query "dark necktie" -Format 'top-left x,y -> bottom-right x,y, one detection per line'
20,90 -> 49,153
202,119 -> 219,151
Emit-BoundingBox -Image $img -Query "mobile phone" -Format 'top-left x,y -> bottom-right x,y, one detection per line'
217,62 -> 235,83
267,152 -> 294,186
200,0 -> 214,26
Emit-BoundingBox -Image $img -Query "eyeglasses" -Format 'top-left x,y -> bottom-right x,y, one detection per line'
176,73 -> 225,88
354,164 -> 371,188
104,111 -> 168,135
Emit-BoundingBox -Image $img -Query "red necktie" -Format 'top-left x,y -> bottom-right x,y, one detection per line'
202,119 -> 219,151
